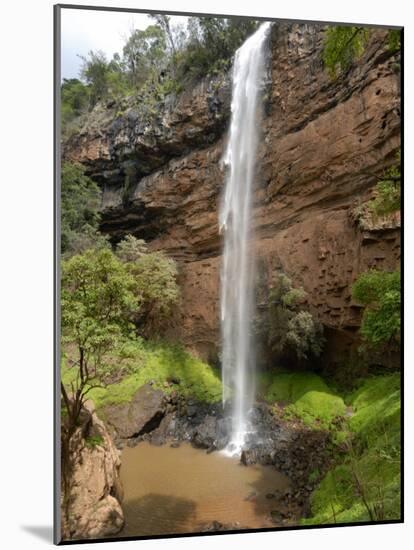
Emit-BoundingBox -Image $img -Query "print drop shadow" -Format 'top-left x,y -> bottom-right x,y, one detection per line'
21,525 -> 53,543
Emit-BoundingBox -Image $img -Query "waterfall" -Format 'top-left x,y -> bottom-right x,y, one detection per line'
220,22 -> 271,455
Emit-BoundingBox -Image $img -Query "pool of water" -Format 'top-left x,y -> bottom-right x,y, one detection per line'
117,442 -> 290,537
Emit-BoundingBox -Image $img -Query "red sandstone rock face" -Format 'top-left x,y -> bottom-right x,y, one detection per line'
63,24 -> 401,363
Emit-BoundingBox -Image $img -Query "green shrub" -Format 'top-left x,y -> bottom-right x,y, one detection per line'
352,270 -> 400,347
61,78 -> 90,126
368,152 -> 401,217
257,273 -> 324,361
323,26 -> 370,77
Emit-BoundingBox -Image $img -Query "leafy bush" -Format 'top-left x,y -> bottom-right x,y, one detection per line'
257,273 -> 324,361
61,162 -> 107,256
352,270 -> 400,346
368,151 -> 401,217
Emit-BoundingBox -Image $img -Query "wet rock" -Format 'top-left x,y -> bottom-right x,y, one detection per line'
191,415 -> 219,449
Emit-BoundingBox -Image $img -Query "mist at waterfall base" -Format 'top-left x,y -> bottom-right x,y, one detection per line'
219,22 -> 271,457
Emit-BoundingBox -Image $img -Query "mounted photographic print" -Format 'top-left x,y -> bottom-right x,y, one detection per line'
54,4 -> 403,544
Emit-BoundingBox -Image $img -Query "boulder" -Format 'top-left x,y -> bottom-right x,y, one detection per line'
103,384 -> 166,439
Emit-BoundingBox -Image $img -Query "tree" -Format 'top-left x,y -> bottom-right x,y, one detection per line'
150,14 -> 177,56
115,235 -> 180,336
178,17 -> 259,79
61,162 -> 106,256
80,50 -> 110,105
122,25 -> 167,87
60,248 -> 140,505
352,270 -> 400,347
61,249 -> 139,432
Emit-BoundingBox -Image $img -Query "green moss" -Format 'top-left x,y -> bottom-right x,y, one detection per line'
62,340 -> 223,411
303,374 -> 401,525
347,373 -> 401,447
264,372 -> 346,429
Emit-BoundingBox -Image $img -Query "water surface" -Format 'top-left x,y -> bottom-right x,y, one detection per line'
118,442 -> 289,536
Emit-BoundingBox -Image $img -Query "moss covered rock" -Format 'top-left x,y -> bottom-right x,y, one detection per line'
264,372 -> 346,429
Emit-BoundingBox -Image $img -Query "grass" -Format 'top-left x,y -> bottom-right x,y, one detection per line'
263,371 -> 346,429
303,373 -> 401,525
62,339 -> 223,412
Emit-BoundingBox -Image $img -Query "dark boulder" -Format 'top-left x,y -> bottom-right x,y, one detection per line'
103,384 -> 166,439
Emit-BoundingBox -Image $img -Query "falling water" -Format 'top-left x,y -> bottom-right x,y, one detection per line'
220,22 -> 271,454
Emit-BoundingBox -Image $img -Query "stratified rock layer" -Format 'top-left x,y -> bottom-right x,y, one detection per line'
63,23 -> 401,363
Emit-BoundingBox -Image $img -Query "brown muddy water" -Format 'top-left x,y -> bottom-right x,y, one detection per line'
118,442 -> 290,537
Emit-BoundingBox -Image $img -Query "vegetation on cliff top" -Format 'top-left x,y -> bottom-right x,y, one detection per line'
61,15 -> 258,130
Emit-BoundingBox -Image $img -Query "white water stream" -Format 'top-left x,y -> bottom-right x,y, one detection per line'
220,22 -> 271,455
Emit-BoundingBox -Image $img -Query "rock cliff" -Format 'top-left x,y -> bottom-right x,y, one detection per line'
61,403 -> 124,540
63,23 -> 401,366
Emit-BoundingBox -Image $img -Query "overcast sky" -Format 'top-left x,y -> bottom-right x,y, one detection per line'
61,8 -> 189,80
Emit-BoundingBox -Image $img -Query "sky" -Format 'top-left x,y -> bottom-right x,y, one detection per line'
61,8 -> 189,80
